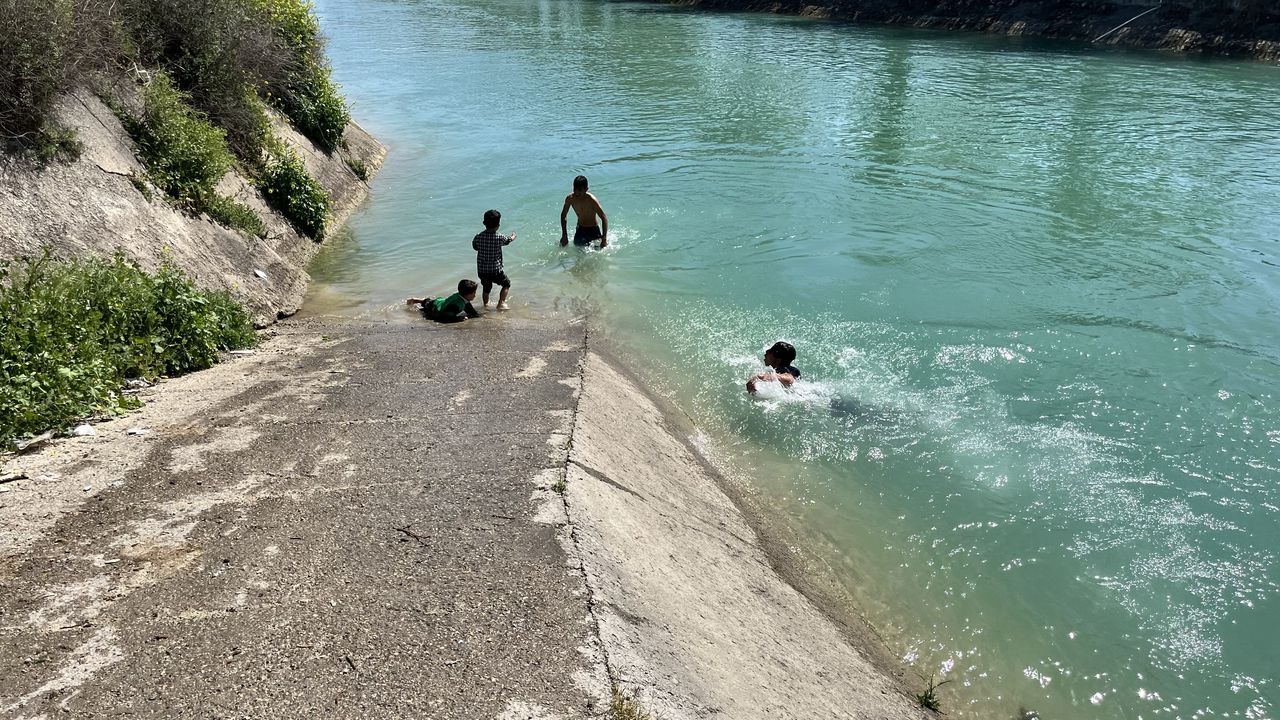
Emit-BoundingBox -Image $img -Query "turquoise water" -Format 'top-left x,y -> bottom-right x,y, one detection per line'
308,0 -> 1280,716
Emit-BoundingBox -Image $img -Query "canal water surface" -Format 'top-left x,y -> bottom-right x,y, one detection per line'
309,1 -> 1280,716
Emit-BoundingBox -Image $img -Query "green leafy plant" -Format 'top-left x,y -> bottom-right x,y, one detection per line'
119,73 -> 268,237
279,66 -> 348,153
347,156 -> 369,181
258,139 -> 328,237
126,72 -> 232,206
0,253 -> 256,446
205,193 -> 267,238
249,0 -> 349,152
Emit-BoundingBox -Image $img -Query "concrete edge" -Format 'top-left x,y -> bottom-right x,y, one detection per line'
557,324 -> 928,718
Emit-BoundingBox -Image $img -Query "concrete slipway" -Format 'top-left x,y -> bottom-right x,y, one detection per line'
0,314 -> 928,719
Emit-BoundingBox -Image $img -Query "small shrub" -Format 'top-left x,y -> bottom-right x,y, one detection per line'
1,0 -> 121,147
258,140 -> 328,237
347,156 -> 368,181
122,0 -> 289,161
7,122 -> 84,163
126,72 -> 232,207
0,253 -> 256,446
279,67 -> 348,153
249,0 -> 349,152
205,194 -> 267,238
248,0 -> 322,58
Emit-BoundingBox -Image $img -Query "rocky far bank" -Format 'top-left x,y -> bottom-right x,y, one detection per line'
0,314 -> 929,719
668,0 -> 1280,60
0,86 -> 386,328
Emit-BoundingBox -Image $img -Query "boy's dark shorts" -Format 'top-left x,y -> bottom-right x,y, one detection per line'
478,271 -> 511,290
573,226 -> 602,246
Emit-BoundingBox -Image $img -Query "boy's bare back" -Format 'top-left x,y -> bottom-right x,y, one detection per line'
565,191 -> 604,228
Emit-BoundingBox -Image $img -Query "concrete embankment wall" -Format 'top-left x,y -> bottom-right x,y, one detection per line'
0,87 -> 386,327
670,0 -> 1280,60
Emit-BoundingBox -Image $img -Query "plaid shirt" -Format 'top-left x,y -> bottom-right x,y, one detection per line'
472,229 -> 513,275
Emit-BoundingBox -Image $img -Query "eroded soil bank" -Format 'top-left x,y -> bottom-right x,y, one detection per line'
0,315 -> 926,719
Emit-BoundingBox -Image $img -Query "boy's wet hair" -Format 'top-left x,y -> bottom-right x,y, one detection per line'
459,279 -> 479,295
767,341 -> 796,366
483,209 -> 501,229
573,175 -> 588,191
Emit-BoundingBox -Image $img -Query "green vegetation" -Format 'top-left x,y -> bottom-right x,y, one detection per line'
1,0 -> 118,155
348,157 -> 370,182
206,193 -> 268,238
120,73 -> 266,237
127,74 -> 232,206
259,139 -> 328,237
251,0 -> 350,152
2,0 -> 347,237
915,673 -> 952,713
0,254 -> 257,447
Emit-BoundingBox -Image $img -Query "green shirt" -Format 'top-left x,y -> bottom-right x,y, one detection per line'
431,293 -> 476,318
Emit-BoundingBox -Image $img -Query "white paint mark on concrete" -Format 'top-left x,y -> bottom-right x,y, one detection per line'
450,389 -> 472,408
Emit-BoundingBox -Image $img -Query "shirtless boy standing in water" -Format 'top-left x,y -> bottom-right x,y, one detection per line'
559,175 -> 608,248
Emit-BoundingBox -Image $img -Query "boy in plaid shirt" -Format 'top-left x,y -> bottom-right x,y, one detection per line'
472,209 -> 516,310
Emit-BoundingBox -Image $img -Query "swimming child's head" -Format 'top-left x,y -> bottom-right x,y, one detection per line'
483,209 -> 501,229
458,278 -> 479,300
764,341 -> 796,368
573,175 -> 588,192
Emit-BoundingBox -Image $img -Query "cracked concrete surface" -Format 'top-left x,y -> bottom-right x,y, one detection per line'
1,315 -> 926,719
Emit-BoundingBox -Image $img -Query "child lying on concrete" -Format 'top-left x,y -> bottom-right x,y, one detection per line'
407,279 -> 481,323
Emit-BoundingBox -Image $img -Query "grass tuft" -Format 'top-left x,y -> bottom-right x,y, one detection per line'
609,689 -> 652,720
915,673 -> 952,713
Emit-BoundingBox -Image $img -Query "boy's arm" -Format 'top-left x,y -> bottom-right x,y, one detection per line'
504,232 -> 516,245
776,372 -> 796,387
464,301 -> 481,318
472,236 -> 480,251
559,197 -> 571,246
593,195 -> 608,247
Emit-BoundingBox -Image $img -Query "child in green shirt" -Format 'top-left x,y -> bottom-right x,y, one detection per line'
407,279 -> 481,323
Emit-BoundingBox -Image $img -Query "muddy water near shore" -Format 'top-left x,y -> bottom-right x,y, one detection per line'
309,0 -> 1280,717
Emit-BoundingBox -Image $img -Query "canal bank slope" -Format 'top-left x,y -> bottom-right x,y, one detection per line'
669,0 -> 1280,60
0,315 -> 926,719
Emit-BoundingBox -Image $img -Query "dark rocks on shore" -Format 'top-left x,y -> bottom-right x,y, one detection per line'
666,0 -> 1280,60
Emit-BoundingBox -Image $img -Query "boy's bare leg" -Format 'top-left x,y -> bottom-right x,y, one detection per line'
498,287 -> 510,308
483,289 -> 491,307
